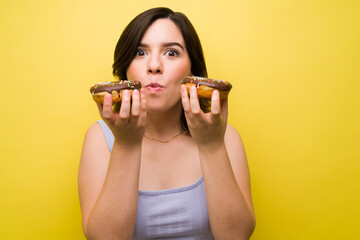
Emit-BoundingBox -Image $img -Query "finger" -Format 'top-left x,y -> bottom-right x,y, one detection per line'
211,90 -> 221,115
180,85 -> 190,112
119,90 -> 131,119
138,88 -> 147,126
140,88 -> 147,112
189,86 -> 201,114
131,89 -> 140,117
220,97 -> 229,119
102,93 -> 113,119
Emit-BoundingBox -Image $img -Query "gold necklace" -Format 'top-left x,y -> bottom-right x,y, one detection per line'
143,130 -> 185,143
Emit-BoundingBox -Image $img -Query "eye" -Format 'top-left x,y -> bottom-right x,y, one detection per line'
165,49 -> 179,57
135,49 -> 147,56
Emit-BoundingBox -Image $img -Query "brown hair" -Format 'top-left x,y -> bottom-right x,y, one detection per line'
112,7 -> 207,130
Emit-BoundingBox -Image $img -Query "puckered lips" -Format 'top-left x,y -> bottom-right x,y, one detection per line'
145,82 -> 164,92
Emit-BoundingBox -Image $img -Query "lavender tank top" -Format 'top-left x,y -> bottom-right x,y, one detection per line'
96,120 -> 214,239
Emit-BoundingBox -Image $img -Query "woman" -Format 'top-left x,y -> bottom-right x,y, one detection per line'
78,7 -> 255,240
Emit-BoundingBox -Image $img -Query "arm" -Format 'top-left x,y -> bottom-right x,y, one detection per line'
78,89 -> 146,239
199,125 -> 255,239
181,86 -> 255,239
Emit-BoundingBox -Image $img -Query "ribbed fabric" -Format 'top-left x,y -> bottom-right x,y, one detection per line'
96,120 -> 214,239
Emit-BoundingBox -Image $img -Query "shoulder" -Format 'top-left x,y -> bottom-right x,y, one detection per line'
85,121 -> 108,139
225,123 -> 240,139
224,124 -> 255,221
80,122 -> 111,171
85,121 -> 103,138
224,123 -> 248,171
83,121 -> 110,153
225,124 -> 245,153
78,122 -> 111,233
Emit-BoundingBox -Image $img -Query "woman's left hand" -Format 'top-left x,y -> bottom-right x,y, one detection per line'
180,85 -> 228,149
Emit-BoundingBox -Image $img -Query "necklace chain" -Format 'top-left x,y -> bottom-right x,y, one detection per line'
143,130 -> 185,143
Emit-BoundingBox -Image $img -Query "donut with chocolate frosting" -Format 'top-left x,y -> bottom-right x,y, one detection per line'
181,76 -> 232,99
90,80 -> 142,104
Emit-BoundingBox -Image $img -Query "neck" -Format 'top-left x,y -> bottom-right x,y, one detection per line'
145,102 -> 183,140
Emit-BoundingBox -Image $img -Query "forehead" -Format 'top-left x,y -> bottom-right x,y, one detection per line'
141,18 -> 185,44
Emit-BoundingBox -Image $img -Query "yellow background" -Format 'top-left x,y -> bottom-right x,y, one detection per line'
1,0 -> 359,239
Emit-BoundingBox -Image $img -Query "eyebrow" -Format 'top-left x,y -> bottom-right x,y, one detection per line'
138,42 -> 184,50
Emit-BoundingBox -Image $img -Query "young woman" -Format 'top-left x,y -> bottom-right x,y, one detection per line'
78,7 -> 255,240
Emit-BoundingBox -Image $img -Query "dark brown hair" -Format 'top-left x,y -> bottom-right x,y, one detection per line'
112,7 -> 207,130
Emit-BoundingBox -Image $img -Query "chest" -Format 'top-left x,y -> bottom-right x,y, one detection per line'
138,139 -> 202,191
133,179 -> 214,240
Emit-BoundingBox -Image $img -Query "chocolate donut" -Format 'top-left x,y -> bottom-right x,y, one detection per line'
181,76 -> 232,99
90,80 -> 142,104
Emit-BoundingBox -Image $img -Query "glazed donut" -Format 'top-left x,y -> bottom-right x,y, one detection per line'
181,76 -> 232,99
90,80 -> 142,104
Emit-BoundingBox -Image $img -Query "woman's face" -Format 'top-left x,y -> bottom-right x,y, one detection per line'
126,18 -> 192,112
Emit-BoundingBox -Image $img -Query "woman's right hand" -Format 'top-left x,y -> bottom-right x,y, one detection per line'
97,88 -> 147,145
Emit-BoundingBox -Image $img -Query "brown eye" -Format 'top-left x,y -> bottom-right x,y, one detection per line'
165,49 -> 179,57
136,49 -> 147,56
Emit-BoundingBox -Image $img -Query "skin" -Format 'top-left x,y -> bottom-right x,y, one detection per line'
78,18 -> 255,240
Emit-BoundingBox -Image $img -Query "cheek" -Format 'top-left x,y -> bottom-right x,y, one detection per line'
126,62 -> 136,80
126,60 -> 146,81
171,59 -> 192,77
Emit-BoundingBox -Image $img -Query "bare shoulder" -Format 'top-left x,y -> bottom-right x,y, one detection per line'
224,124 -> 247,162
83,122 -> 107,146
224,123 -> 241,141
80,122 -> 111,167
224,123 -> 254,215
225,124 -> 256,221
79,121 -> 111,189
78,122 -> 111,233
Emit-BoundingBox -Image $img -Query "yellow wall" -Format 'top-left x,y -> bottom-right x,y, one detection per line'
1,0 -> 359,239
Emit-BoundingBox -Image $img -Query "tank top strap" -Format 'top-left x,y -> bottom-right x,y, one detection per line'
96,120 -> 114,152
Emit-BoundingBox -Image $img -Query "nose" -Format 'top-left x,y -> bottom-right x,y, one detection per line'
147,54 -> 163,74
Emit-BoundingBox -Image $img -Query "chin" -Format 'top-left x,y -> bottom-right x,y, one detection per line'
146,100 -> 181,113
147,105 -> 171,113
